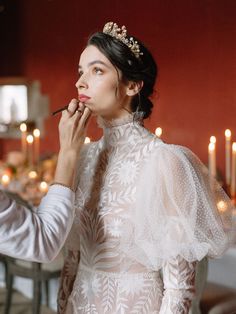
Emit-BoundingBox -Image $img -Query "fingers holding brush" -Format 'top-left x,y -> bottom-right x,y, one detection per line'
53,101 -> 91,191
73,106 -> 92,144
58,99 -> 91,153
64,99 -> 79,116
78,106 -> 91,127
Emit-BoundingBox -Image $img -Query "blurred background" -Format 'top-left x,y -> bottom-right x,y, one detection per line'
0,0 -> 235,174
0,0 -> 236,313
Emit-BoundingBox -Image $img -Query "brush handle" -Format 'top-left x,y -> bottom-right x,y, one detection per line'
52,105 -> 69,116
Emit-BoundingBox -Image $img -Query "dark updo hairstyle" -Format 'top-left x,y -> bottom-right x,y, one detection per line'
87,31 -> 158,119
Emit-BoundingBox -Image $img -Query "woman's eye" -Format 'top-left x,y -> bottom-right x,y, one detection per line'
78,71 -> 83,77
94,67 -> 103,75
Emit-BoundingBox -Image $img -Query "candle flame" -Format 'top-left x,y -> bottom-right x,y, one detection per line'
208,142 -> 215,152
155,127 -> 162,137
20,123 -> 27,132
84,137 -> 91,144
233,142 -> 236,152
26,134 -> 34,144
33,129 -> 40,138
210,136 -> 216,144
225,129 -> 231,138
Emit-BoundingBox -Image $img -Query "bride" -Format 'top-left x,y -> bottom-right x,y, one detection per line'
58,22 -> 234,313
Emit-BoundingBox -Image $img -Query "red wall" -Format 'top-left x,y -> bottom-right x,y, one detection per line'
1,0 -> 236,176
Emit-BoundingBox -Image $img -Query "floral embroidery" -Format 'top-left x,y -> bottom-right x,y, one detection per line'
114,160 -> 138,186
81,272 -> 102,300
107,218 -> 123,237
119,275 -> 145,297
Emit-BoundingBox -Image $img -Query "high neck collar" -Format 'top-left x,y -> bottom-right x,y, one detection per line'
97,113 -> 139,129
97,113 -> 150,148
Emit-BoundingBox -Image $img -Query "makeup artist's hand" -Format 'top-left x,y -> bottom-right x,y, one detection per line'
54,99 -> 91,190
58,99 -> 91,153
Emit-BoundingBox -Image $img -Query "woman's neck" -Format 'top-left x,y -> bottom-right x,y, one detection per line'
99,107 -> 132,122
97,111 -> 134,129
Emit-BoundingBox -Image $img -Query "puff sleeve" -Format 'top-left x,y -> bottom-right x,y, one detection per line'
120,143 -> 235,271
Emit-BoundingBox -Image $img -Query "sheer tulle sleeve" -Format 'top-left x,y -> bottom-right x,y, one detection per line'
121,143 -> 235,271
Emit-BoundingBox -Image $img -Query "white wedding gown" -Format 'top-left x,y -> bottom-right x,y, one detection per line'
58,114 -> 233,313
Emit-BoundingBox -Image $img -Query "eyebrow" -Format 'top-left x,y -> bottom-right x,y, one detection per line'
78,60 -> 111,69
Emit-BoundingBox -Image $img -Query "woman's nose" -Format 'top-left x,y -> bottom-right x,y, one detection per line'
75,75 -> 88,90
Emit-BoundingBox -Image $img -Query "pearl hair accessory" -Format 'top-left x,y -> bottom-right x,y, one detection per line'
103,22 -> 143,59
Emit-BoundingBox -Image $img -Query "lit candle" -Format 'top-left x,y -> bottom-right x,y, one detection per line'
20,123 -> 27,158
208,142 -> 216,177
84,137 -> 91,144
1,174 -> 10,188
225,129 -> 231,186
210,136 -> 216,144
39,181 -> 48,194
28,171 -> 38,180
231,142 -> 236,199
33,129 -> 40,165
155,127 -> 162,138
26,134 -> 34,168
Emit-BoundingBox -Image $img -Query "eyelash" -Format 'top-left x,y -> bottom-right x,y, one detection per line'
93,67 -> 103,75
78,66 -> 103,78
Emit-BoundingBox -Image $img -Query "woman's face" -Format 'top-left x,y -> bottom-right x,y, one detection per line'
76,45 -> 131,120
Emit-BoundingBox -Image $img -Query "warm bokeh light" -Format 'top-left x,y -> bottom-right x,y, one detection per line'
210,136 -> 216,144
225,129 -> 231,138
1,174 -> 10,186
39,181 -> 48,193
20,123 -> 27,132
208,142 -> 215,151
33,129 -> 40,138
26,134 -> 34,144
233,142 -> 236,152
28,171 -> 38,179
217,200 -> 227,213
84,137 -> 91,144
155,127 -> 162,137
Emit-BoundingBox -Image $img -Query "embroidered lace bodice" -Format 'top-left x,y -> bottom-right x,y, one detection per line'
58,114 -> 233,314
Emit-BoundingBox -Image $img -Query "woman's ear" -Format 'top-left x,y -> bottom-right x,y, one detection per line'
126,81 -> 143,96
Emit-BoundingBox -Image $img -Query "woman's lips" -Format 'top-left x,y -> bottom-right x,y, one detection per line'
79,94 -> 91,102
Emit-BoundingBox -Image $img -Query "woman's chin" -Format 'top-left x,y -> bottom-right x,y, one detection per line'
85,103 -> 94,110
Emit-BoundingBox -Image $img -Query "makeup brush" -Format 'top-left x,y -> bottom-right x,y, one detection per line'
52,105 -> 69,116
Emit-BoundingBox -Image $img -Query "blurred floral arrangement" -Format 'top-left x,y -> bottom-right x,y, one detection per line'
0,150 -> 57,206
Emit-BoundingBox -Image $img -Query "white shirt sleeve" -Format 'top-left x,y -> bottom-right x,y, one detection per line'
0,185 -> 75,262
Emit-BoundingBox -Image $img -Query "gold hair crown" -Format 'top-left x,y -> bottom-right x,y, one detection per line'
103,22 -> 143,59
